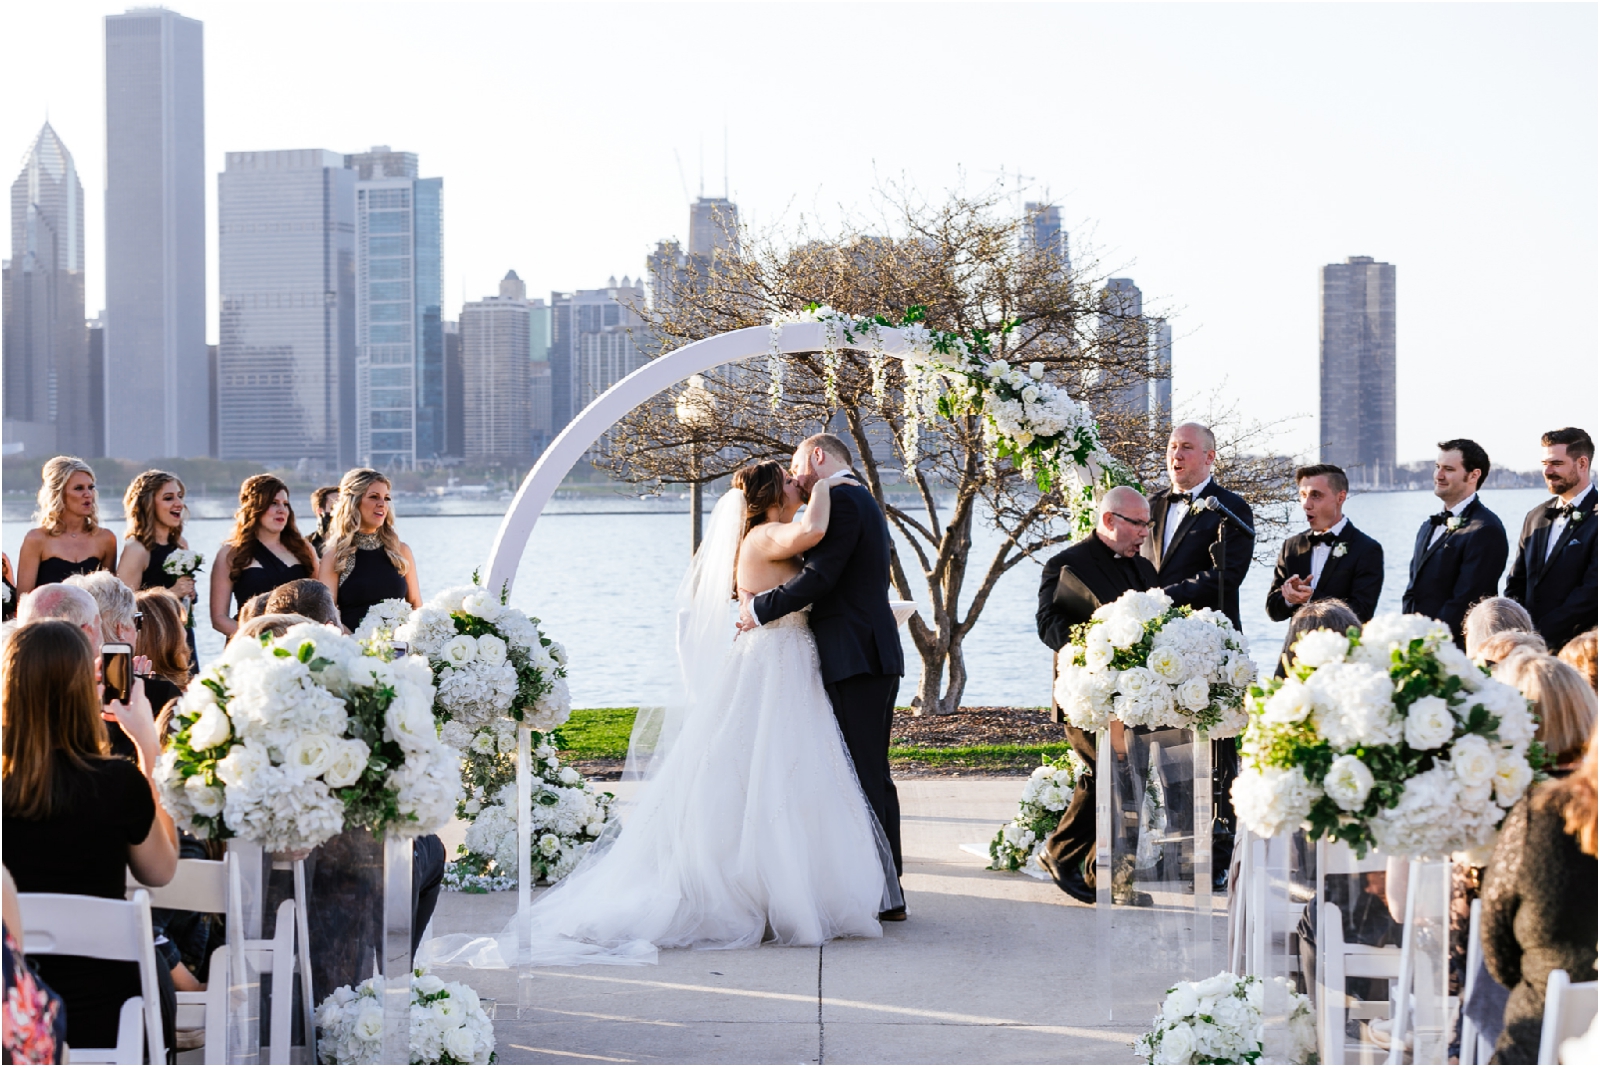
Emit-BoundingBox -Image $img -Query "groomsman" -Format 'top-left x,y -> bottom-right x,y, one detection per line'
1402,438 -> 1509,647
1036,485 -> 1159,903
1505,427 -> 1598,652
1266,464 -> 1384,624
1140,421 -> 1254,891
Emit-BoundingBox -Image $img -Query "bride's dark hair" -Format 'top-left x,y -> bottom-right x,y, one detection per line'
730,461 -> 787,595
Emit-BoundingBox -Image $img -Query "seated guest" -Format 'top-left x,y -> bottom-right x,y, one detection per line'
1505,428 -> 1597,652
68,571 -> 187,758
14,456 -> 118,595
1474,630 -> 1547,669
2,552 -> 16,623
210,474 -> 317,639
230,613 -> 315,646
1,620 -> 179,1052
1561,629 -> 1598,691
1494,654 -> 1597,772
1266,464 -> 1384,624
1275,599 -> 1361,678
135,588 -> 191,696
3,866 -> 67,1065
1481,732 -> 1598,1064
265,578 -> 341,629
16,582 -> 103,648
236,591 -> 271,625
1464,596 -> 1537,660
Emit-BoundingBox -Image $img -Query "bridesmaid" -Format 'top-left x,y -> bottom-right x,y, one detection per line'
117,470 -> 200,668
210,474 -> 317,638
316,468 -> 421,632
15,456 -> 117,594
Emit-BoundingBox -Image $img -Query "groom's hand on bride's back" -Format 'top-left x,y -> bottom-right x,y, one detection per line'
736,589 -> 758,634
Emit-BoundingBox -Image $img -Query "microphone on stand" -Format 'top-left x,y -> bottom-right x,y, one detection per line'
1195,494 -> 1255,537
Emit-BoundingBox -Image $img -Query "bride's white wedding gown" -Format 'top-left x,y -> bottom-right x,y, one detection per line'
419,590 -> 901,969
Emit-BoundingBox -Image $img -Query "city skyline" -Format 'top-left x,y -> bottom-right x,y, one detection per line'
1320,256 -> 1397,487
1,2 -> 1594,468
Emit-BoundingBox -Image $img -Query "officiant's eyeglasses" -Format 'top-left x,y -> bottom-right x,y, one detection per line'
1109,512 -> 1153,529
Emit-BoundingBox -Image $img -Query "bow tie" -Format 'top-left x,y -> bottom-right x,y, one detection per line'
1308,531 -> 1338,547
1546,503 -> 1575,521
1428,511 -> 1453,527
1171,491 -> 1195,506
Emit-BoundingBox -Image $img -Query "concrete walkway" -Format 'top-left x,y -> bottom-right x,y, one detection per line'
429,779 -> 1150,1064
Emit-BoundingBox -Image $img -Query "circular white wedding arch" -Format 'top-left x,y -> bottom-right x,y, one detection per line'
483,321 -> 922,594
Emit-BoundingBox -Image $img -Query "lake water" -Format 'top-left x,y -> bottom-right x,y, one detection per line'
2,487 -> 1550,708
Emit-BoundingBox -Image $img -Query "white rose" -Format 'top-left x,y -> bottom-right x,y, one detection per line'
1324,754 -> 1375,811
1028,362 -> 1045,380
1493,753 -> 1533,806
413,972 -> 446,996
1227,654 -> 1257,688
187,702 -> 232,751
462,591 -> 494,617
215,742 -> 270,790
1105,614 -> 1145,649
558,767 -> 581,786
1450,734 -> 1497,787
1084,641 -> 1114,672
184,777 -> 224,817
284,732 -> 338,780
474,633 -> 508,668
324,739 -> 370,789
1163,983 -> 1201,1019
1263,680 -> 1313,725
1292,628 -> 1350,669
1177,677 -> 1212,712
1158,1021 -> 1197,1064
1147,647 -> 1183,681
385,699 -> 437,751
353,1003 -> 385,1041
1117,667 -> 1159,699
1404,696 -> 1457,750
444,1025 -> 477,1062
442,635 -> 478,667
538,833 -> 561,857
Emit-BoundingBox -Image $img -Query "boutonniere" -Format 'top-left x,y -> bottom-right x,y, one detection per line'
1332,543 -> 1348,559
1446,516 -> 1466,532
1571,509 -> 1587,525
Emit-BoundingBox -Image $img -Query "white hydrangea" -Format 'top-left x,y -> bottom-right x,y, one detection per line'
1307,661 -> 1402,748
1134,972 -> 1314,1065
1230,766 -> 1321,838
316,968 -> 495,1065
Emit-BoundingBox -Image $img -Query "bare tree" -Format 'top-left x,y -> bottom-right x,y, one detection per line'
601,184 -> 1294,713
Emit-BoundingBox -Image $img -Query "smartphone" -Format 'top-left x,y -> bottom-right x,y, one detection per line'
390,640 -> 410,658
101,642 -> 133,704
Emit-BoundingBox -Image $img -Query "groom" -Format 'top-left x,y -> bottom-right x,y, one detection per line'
738,433 -> 907,918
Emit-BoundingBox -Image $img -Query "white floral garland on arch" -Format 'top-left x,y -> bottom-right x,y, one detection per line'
766,305 -> 1139,531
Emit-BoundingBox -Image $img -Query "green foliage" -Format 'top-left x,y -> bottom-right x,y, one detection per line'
552,707 -> 638,760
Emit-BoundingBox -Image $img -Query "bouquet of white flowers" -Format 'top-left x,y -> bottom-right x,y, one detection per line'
987,751 -> 1084,871
398,584 -> 570,734
448,735 -> 617,886
1231,613 -> 1539,858
162,547 -> 205,579
354,597 -> 415,644
1053,589 -> 1256,737
1133,972 -> 1315,1065
315,967 -> 495,1065
155,623 -> 462,853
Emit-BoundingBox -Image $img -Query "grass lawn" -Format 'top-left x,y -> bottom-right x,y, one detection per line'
555,707 -> 1065,772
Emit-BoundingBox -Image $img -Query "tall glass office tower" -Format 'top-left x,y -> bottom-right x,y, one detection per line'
217,150 -> 356,467
1320,256 -> 1396,487
346,148 -> 443,469
104,7 -> 208,459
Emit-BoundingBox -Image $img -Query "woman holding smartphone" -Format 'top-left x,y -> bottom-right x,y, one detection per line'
316,468 -> 421,632
15,456 -> 117,594
210,474 -> 317,638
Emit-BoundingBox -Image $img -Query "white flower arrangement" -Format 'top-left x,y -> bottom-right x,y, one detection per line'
1053,589 -> 1256,737
354,597 -> 415,644
162,547 -> 205,578
155,624 -> 462,853
448,735 -> 617,887
1231,613 -> 1539,858
1133,972 -> 1314,1065
315,967 -> 495,1065
987,751 -> 1084,871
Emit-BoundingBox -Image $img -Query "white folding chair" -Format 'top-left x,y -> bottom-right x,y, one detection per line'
18,889 -> 166,1065
1539,968 -> 1599,1065
1460,898 -> 1492,1065
131,857 -> 302,1064
1314,839 -> 1404,1066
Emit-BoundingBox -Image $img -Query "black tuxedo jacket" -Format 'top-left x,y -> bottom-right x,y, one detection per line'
1266,522 -> 1385,623
1505,485 -> 1598,652
1037,533 -> 1161,652
1401,495 -> 1509,645
752,480 -> 904,685
1140,481 -> 1255,630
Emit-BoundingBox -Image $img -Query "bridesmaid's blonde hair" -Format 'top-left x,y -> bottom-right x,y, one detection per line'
328,468 -> 408,579
34,455 -> 98,535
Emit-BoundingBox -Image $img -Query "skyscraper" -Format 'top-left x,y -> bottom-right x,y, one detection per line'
216,150 -> 357,467
1320,256 -> 1396,486
1022,201 -> 1069,271
104,7 -> 208,459
573,278 -> 648,415
4,123 -> 95,458
1096,278 -> 1171,430
461,271 -> 532,460
346,147 -> 443,469
688,196 -> 739,257
442,319 -> 463,458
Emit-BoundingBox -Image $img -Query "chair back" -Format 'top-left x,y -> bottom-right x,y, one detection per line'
1460,899 -> 1490,1065
129,857 -> 227,912
18,889 -> 166,1064
1538,969 -> 1599,1065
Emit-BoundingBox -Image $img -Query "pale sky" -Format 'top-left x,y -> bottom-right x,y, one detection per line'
4,1 -> 1595,469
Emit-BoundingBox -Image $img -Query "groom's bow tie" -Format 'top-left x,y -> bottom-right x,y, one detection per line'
1308,531 -> 1337,547
1428,511 -> 1453,527
1546,502 -> 1576,521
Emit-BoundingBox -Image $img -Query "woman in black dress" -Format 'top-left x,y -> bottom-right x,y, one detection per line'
15,456 -> 118,594
209,474 -> 318,638
316,468 -> 421,632
118,469 -> 200,667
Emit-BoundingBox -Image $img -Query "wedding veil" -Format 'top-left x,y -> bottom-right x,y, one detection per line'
623,488 -> 745,782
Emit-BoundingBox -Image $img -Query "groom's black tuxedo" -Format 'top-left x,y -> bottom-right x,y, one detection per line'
1402,495 -> 1508,647
752,477 -> 905,876
1504,485 -> 1598,652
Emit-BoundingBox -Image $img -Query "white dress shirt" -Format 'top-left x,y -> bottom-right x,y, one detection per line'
1546,480 -> 1595,560
1427,493 -> 1477,549
1308,516 -> 1349,590
1164,476 -> 1212,553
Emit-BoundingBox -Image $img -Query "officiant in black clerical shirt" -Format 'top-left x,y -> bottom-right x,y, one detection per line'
1505,427 -> 1598,653
1266,464 -> 1384,628
1035,485 -> 1159,903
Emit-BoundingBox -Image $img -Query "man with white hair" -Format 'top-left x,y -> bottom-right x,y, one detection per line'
17,582 -> 104,648
1035,484 -> 1160,902
65,571 -> 138,647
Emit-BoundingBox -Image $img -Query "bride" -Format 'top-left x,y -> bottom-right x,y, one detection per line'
421,460 -> 902,967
